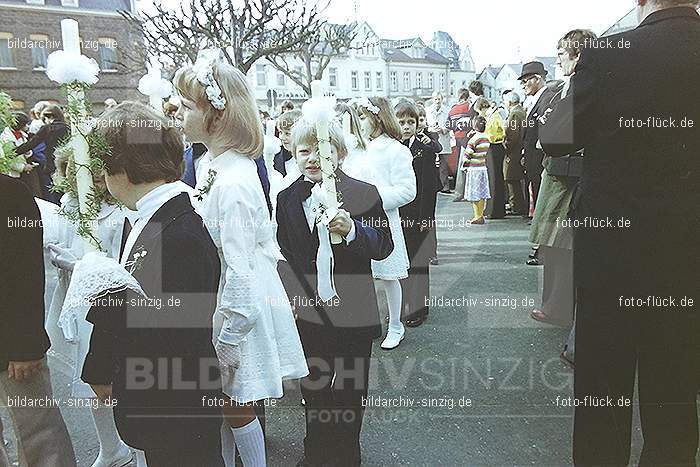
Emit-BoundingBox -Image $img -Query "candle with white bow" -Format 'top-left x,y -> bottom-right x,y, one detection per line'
310,80 -> 342,244
138,61 -> 172,115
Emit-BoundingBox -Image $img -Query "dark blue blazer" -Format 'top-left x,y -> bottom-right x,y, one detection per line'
82,193 -> 222,451
273,147 -> 293,177
276,171 -> 393,339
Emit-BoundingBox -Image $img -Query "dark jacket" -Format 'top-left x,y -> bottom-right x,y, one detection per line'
273,147 -> 293,177
503,104 -> 527,180
540,6 -> 699,298
0,175 -> 50,370
81,193 -> 222,450
523,87 -> 557,178
400,137 -> 441,228
276,171 -> 393,340
15,121 -> 69,175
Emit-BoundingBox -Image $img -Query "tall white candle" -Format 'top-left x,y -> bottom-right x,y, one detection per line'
310,80 -> 341,244
265,119 -> 276,138
61,19 -> 81,54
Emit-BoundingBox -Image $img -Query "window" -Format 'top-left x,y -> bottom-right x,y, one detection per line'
26,0 -> 45,4
276,72 -> 285,87
61,0 -> 79,6
351,71 -> 358,90
98,37 -> 117,71
0,33 -> 14,68
428,72 -> 434,90
416,72 -> 422,89
403,72 -> 410,92
329,67 -> 337,87
439,73 -> 445,91
256,64 -> 267,87
364,71 -> 371,91
30,34 -> 48,69
376,71 -> 383,91
390,72 -> 398,92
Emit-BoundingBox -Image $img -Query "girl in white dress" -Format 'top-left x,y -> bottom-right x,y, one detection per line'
46,151 -> 135,467
355,97 -> 416,350
334,102 -> 373,184
173,52 -> 308,467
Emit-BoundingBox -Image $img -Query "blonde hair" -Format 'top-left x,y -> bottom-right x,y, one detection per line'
174,62 -> 264,158
359,96 -> 402,141
277,109 -> 302,132
335,102 -> 367,151
290,120 -> 348,161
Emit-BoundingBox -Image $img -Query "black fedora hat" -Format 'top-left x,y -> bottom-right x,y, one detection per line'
518,61 -> 548,81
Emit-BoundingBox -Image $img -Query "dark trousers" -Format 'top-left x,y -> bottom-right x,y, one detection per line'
298,326 -> 372,467
505,180 -> 527,215
573,286 -> 699,466
485,144 -> 506,218
144,428 -> 225,467
438,153 -> 451,191
524,154 -> 544,213
400,228 -> 431,321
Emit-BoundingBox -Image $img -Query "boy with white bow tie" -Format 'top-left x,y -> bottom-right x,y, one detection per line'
276,121 -> 393,467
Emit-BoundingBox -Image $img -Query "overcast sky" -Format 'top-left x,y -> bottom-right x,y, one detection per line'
138,0 -> 637,70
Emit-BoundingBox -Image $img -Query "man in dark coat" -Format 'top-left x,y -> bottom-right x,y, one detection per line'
0,174 -> 76,467
540,3 -> 700,465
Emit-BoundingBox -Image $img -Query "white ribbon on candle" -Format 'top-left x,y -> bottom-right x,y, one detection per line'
310,183 -> 339,302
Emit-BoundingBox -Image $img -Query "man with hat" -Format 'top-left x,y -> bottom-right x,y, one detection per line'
519,61 -> 557,214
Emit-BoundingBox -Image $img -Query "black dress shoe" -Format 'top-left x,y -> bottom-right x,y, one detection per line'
526,257 -> 542,266
405,315 -> 427,327
429,257 -> 439,266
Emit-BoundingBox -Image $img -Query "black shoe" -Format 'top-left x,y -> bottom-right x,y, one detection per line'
485,215 -> 505,220
526,257 -> 542,266
405,315 -> 427,328
430,257 -> 439,266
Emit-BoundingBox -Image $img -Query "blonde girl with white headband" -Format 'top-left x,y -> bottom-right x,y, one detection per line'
355,97 -> 416,350
173,51 -> 308,467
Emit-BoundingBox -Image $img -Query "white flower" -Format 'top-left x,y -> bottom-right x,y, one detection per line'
46,50 -> 99,85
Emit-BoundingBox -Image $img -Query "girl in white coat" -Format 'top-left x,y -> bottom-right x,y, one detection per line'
173,52 -> 308,467
356,97 -> 416,350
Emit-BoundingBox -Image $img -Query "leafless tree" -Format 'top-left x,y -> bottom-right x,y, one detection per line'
120,0 -> 330,76
266,22 -> 369,96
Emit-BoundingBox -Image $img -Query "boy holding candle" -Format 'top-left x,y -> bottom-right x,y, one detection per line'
276,120 -> 393,467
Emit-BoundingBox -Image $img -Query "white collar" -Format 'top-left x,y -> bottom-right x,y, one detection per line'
134,181 -> 189,221
205,149 -> 247,171
531,85 -> 547,107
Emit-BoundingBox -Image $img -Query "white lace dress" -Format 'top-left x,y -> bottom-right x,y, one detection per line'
365,135 -> 416,280
46,194 -> 130,398
192,150 -> 308,403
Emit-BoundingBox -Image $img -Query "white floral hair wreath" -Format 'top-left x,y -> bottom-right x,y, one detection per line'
350,97 -> 380,115
192,49 -> 226,111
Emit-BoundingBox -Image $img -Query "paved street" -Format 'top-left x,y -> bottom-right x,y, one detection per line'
2,193 -> 652,466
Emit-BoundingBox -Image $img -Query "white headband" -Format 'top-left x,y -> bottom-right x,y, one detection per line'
192,49 -> 226,111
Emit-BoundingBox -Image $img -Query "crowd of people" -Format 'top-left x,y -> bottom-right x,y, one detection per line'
0,0 -> 698,466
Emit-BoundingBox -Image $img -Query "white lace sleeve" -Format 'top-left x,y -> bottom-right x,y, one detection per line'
214,184 -> 260,345
58,252 -> 147,342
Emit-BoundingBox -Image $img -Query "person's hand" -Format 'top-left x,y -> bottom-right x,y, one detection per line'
22,163 -> 36,173
7,359 -> 43,382
215,341 -> 241,376
419,134 -> 431,145
91,384 -> 113,403
48,243 -> 78,272
328,209 -> 352,237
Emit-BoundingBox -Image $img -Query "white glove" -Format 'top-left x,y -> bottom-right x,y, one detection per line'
215,341 -> 241,376
48,243 -> 78,272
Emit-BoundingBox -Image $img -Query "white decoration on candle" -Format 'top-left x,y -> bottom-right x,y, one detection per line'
138,63 -> 172,114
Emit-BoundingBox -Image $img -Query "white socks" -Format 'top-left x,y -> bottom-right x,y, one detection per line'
90,404 -> 132,467
221,422 -> 236,467
231,418 -> 266,467
382,279 -> 404,333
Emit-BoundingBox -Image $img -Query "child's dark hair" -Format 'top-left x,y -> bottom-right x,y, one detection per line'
473,115 -> 487,133
394,100 -> 420,126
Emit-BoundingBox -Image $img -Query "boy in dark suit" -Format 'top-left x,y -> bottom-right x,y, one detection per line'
395,101 -> 440,327
79,102 -> 224,466
276,121 -> 393,467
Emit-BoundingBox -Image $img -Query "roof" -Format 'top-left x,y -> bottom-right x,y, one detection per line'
0,0 -> 132,11
381,38 -> 450,65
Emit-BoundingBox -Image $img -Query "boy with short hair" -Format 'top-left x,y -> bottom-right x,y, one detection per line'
276,120 -> 393,467
80,101 -> 224,466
